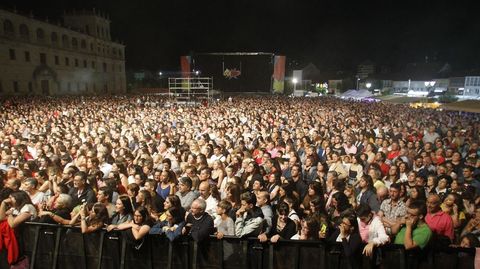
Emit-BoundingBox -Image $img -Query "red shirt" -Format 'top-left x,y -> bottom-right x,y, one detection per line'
425,210 -> 454,241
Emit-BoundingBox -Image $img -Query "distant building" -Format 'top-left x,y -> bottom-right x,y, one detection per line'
0,8 -> 126,95
357,61 -> 375,79
464,76 -> 480,96
448,77 -> 465,95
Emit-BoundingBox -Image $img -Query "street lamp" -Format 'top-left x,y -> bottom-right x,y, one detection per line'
423,81 -> 435,104
292,78 -> 298,92
158,71 -> 163,76
356,77 -> 360,90
366,82 -> 372,91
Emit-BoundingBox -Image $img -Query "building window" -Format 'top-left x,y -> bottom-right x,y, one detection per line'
65,57 -> 69,66
119,50 -> 123,58
13,81 -> 19,92
62,34 -> 69,48
9,49 -> 15,60
0,81 -> 3,92
83,60 -> 87,68
92,61 -> 96,69
28,82 -> 33,92
36,28 -> 45,42
81,39 -> 86,49
90,43 -> 94,51
51,32 -> 58,45
67,82 -> 71,92
72,38 -> 78,49
85,25 -> 90,35
103,62 -> 107,72
19,24 -> 29,40
3,20 -> 14,36
77,82 -> 80,91
24,51 -> 30,62
55,55 -> 59,65
75,58 -> 79,67
40,53 -> 47,65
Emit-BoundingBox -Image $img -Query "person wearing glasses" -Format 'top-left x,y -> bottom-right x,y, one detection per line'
393,201 -> 432,250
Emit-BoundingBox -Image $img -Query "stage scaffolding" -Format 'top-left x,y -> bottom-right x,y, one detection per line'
168,77 -> 213,105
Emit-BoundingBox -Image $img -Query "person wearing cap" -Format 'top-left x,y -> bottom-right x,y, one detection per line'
176,177 -> 199,211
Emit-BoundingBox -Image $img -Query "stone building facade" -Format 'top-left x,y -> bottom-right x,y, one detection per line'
0,8 -> 126,95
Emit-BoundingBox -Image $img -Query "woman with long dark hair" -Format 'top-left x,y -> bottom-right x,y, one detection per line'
0,191 -> 37,228
356,175 -> 380,212
72,203 -> 110,234
116,206 -> 154,248
107,195 -> 134,230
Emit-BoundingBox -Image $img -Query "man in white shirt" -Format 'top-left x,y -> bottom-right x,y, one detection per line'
198,181 -> 218,219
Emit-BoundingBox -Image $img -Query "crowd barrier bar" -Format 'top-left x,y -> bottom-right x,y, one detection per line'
0,222 -> 476,269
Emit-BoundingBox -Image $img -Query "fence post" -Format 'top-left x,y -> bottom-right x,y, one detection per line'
293,244 -> 300,269
218,239 -> 224,269
191,241 -> 198,269
51,227 -> 62,269
166,241 -> 173,269
241,240 -> 248,269
119,233 -> 127,269
96,231 -> 105,269
29,225 -> 41,269
268,243 -> 274,269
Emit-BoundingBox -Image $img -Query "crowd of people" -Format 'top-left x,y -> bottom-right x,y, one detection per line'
0,95 -> 479,265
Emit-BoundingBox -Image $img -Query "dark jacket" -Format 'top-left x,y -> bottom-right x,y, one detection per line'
68,186 -> 96,207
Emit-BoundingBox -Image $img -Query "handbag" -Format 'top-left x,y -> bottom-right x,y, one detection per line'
10,256 -> 29,269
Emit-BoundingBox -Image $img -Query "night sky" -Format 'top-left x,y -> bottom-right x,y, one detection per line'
2,0 -> 479,73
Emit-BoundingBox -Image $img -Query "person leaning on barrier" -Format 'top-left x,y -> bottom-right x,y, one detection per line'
235,192 -> 264,238
183,198 -> 214,242
114,206 -> 154,249
258,202 -> 296,243
356,203 -> 389,257
327,210 -> 362,257
37,193 -> 72,224
72,203 -> 110,234
393,201 -> 432,250
107,195 -> 134,230
214,200 -> 235,239
0,190 -> 37,228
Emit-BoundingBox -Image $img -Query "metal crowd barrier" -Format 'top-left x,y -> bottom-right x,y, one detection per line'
0,222 -> 476,269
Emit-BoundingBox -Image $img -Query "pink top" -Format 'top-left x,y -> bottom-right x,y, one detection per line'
425,210 -> 454,240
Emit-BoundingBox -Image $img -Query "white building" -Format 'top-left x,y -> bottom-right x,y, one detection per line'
0,8 -> 126,95
464,76 -> 480,96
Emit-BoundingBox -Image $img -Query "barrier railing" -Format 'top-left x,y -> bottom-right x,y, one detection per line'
0,222 -> 476,269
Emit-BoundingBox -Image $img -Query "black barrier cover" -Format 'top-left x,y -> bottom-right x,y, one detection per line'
0,222 -> 475,269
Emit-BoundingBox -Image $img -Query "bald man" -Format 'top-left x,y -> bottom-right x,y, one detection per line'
198,181 -> 218,218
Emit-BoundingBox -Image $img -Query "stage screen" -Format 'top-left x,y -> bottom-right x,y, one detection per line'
192,53 -> 274,93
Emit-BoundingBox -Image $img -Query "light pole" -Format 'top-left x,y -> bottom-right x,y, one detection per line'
423,81 -> 435,104
356,77 -> 360,90
292,78 -> 298,93
366,82 -> 372,91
